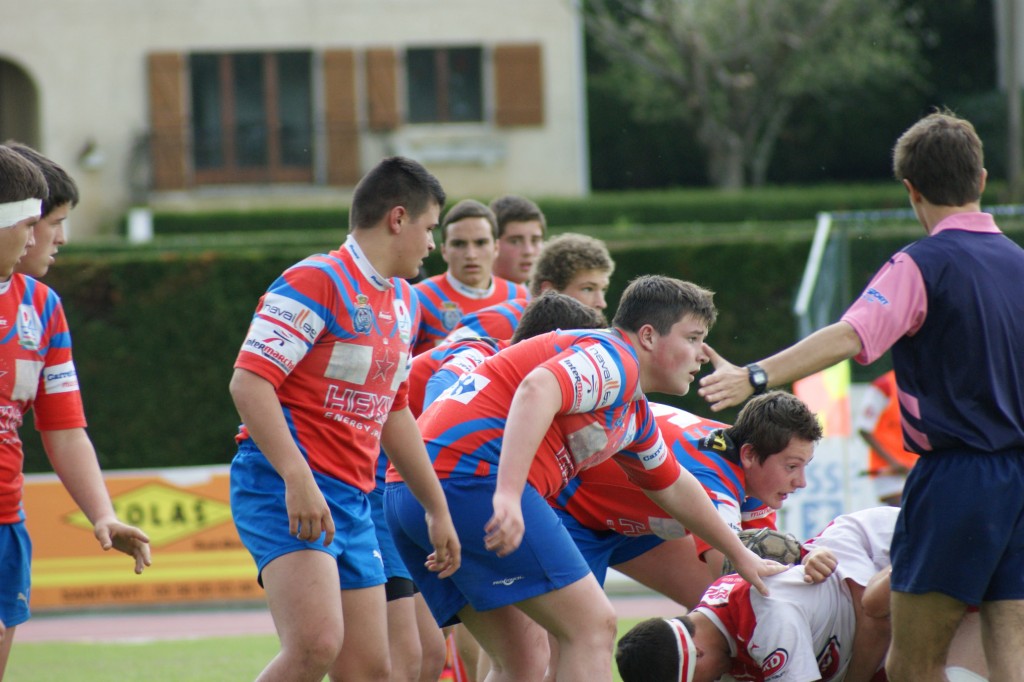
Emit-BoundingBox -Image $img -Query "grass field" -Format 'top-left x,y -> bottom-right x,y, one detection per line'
7,618 -> 645,681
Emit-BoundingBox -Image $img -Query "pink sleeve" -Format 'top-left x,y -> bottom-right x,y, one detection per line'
841,253 -> 927,364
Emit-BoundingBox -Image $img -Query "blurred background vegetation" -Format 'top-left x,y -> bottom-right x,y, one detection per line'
24,0 -> 1021,471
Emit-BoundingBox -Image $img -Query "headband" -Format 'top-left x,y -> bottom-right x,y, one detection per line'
666,618 -> 697,682
0,199 -> 42,229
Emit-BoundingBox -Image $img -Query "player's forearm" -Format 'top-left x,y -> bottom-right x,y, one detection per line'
646,471 -> 748,564
229,368 -> 310,484
42,428 -> 117,524
758,322 -> 862,388
495,370 -> 561,497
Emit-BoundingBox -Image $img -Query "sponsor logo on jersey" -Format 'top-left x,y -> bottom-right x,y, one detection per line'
863,288 -> 889,306
353,295 -> 374,335
441,301 -> 462,331
701,578 -> 738,605
394,300 -> 412,344
16,304 -> 41,351
323,385 -> 393,425
439,373 -> 490,405
259,294 -> 324,342
492,575 -> 525,586
638,438 -> 668,470
762,648 -> 789,678
242,319 -> 302,373
816,635 -> 841,680
43,361 -> 80,395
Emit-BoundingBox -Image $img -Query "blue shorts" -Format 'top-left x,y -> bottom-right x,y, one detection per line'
385,476 -> 591,627
553,509 -> 664,586
230,444 -> 386,590
368,488 -> 412,581
891,450 -> 1024,605
0,521 -> 32,628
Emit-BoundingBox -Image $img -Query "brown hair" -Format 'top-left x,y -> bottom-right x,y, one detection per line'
892,110 -> 985,207
726,391 -> 823,464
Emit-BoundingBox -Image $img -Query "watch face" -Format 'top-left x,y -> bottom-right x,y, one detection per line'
752,369 -> 767,384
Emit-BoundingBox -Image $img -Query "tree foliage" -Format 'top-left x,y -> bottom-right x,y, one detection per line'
580,0 -> 925,188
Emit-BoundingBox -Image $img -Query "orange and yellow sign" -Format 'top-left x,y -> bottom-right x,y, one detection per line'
23,465 -> 263,610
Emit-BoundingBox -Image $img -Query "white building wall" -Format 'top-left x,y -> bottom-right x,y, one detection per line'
0,0 -> 588,237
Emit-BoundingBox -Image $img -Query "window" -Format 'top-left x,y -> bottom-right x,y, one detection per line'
407,47 -> 483,124
189,51 -> 313,183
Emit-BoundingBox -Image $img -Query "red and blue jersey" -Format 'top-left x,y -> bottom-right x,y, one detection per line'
404,329 -> 681,498
0,275 -> 87,523
406,336 -> 506,418
412,274 -> 528,355
551,403 -> 775,552
234,236 -> 418,493
443,298 -> 528,344
376,335 -> 505,491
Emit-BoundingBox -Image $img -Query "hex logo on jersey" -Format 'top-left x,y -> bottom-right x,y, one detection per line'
761,648 -> 789,678
353,295 -> 374,335
441,301 -> 462,331
816,636 -> 841,680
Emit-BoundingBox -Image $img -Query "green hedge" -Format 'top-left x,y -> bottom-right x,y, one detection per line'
23,216 -> 1024,472
146,183 -> 919,235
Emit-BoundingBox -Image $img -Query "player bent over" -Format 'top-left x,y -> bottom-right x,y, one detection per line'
228,157 -> 460,682
387,275 -> 784,682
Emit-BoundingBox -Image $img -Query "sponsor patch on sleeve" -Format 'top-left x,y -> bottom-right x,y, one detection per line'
258,293 -> 325,342
42,361 -> 80,395
240,317 -> 305,374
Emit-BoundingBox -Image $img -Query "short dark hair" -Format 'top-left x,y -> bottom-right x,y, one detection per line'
441,199 -> 497,241
892,110 -> 985,207
349,156 -> 446,230
616,617 -> 688,682
511,292 -> 607,344
529,233 -> 614,298
489,194 -> 546,237
0,145 -> 48,205
612,275 -> 716,335
4,141 -> 79,217
726,391 -> 823,464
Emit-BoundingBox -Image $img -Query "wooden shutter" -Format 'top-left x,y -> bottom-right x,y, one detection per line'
494,44 -> 544,127
366,48 -> 398,131
147,53 -> 187,190
323,49 -> 360,186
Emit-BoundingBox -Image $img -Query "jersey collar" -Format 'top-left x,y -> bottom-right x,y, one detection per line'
344,235 -> 393,292
445,271 -> 494,299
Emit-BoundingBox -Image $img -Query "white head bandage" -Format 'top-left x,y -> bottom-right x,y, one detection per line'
0,199 -> 42,229
665,618 -> 697,682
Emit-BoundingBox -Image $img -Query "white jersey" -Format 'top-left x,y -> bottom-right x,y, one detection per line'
803,506 -> 899,587
694,567 -> 855,681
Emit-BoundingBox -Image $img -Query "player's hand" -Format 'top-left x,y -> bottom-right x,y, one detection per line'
94,517 -> 152,574
732,546 -> 787,597
801,548 -> 838,584
484,490 -> 524,557
424,511 -> 461,578
284,474 -> 335,546
697,344 -> 754,412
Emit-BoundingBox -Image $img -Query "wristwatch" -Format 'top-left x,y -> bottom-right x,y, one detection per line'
746,363 -> 769,395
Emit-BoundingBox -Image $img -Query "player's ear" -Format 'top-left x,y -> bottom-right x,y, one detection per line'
388,205 -> 407,235
739,443 -> 759,468
636,323 -> 657,351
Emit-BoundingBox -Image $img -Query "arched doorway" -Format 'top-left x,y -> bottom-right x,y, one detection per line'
0,58 -> 39,147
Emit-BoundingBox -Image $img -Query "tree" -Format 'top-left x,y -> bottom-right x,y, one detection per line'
579,0 -> 924,188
